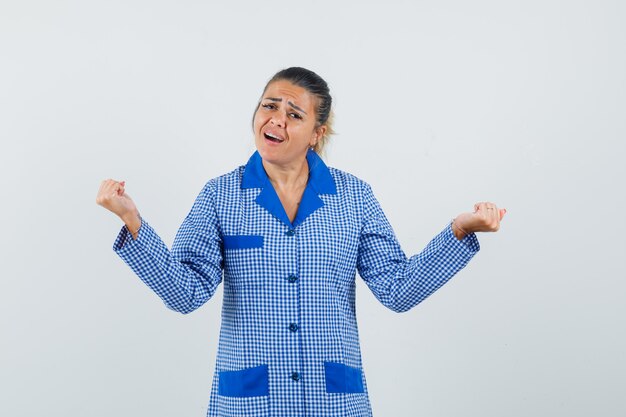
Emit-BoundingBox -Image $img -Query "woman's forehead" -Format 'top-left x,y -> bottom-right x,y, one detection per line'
262,80 -> 315,111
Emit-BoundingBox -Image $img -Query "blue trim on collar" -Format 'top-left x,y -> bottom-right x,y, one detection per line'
241,149 -> 337,227
242,149 -> 336,193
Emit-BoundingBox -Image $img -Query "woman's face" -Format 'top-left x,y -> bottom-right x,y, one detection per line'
253,80 -> 324,167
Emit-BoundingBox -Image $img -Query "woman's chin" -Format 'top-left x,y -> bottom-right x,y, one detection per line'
256,141 -> 306,166
257,146 -> 281,163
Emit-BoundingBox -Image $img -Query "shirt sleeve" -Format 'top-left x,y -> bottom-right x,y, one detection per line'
356,182 -> 480,313
112,181 -> 224,314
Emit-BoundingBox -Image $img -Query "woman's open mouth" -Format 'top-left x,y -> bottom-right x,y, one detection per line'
264,132 -> 285,143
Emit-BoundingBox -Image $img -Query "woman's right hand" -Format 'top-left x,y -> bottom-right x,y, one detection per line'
96,179 -> 140,225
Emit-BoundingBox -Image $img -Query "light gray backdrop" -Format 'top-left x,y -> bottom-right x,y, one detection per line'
1,0 -> 624,416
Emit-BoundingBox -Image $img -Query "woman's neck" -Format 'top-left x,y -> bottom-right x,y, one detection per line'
262,155 -> 309,191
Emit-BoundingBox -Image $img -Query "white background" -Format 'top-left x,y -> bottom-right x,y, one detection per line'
1,0 -> 624,416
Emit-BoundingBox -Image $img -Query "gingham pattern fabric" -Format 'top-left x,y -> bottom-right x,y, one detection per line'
113,149 -> 480,417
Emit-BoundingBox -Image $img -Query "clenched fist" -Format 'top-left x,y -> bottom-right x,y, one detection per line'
452,202 -> 506,240
96,179 -> 141,235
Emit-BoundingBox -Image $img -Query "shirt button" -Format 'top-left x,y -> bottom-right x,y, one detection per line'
289,323 -> 299,332
285,228 -> 296,236
288,275 -> 298,283
291,371 -> 300,381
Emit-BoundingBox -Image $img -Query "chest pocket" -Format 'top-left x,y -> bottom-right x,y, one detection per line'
223,235 -> 264,249
223,234 -> 265,287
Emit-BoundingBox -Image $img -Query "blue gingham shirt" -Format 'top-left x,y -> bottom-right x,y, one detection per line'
113,149 -> 480,417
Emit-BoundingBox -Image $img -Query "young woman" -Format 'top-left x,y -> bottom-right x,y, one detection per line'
96,66 -> 506,417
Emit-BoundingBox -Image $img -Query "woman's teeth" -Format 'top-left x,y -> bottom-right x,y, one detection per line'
265,133 -> 284,142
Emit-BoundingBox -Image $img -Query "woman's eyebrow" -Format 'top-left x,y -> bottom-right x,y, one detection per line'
263,97 -> 307,115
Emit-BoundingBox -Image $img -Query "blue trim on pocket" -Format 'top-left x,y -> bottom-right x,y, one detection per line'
218,364 -> 269,397
223,235 -> 264,249
324,361 -> 365,393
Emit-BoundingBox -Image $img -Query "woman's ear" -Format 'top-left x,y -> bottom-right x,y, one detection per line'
315,125 -> 327,142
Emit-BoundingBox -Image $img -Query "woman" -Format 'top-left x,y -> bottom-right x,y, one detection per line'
96,67 -> 505,417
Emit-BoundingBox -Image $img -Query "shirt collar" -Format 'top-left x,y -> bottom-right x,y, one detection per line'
241,148 -> 337,227
241,148 -> 337,195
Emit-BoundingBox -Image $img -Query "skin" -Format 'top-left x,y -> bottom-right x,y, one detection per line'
453,203 -> 506,240
96,79 -> 506,239
96,179 -> 141,238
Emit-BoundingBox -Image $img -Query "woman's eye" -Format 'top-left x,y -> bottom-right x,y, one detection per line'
261,104 -> 301,119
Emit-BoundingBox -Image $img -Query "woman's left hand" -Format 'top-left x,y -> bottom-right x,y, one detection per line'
453,202 -> 506,238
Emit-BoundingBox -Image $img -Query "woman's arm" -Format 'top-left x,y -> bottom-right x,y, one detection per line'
356,182 -> 482,313
98,179 -> 224,314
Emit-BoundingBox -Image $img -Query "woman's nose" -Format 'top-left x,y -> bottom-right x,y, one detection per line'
271,113 -> 286,127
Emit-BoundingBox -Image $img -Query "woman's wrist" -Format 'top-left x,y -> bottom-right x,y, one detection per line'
121,210 -> 142,239
451,217 -> 470,241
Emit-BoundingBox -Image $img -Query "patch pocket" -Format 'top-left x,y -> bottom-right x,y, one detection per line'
218,364 -> 269,397
324,361 -> 365,393
223,235 -> 264,250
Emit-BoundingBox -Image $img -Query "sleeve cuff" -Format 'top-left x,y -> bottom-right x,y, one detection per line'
113,215 -> 147,252
445,221 -> 480,253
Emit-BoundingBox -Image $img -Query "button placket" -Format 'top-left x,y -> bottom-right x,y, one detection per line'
284,225 -> 303,390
